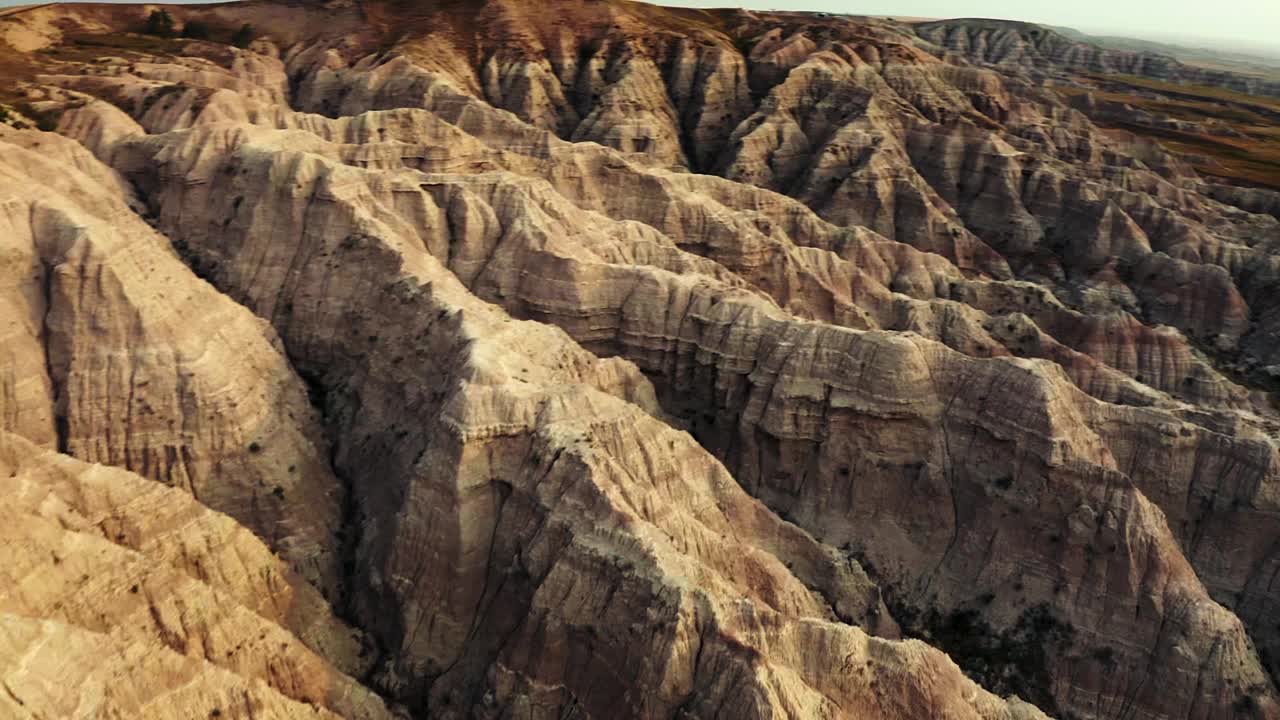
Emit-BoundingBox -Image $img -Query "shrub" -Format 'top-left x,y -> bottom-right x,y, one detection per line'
231,23 -> 255,49
1091,645 -> 1117,667
181,20 -> 210,40
14,102 -> 59,132
145,10 -> 175,37
890,600 -> 1075,716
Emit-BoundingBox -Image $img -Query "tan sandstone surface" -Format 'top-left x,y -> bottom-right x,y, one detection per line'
2,0 -> 1280,718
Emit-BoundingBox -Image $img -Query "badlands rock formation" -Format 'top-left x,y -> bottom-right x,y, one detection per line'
0,430 -> 393,720
914,19 -> 1280,100
1,1 -> 1280,718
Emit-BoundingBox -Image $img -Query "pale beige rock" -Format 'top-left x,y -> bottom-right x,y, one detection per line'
124,114 -> 1276,718
4,1 -> 1280,718
0,128 -> 346,597
0,430 -> 395,719
2,85 -> 1049,720
0,613 -> 347,720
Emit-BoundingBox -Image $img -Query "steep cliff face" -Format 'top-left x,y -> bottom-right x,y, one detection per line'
0,128 -> 347,598
0,430 -> 394,720
264,2 -> 1280,398
113,111 -> 1277,719
3,0 -> 1280,718
0,115 -> 1050,720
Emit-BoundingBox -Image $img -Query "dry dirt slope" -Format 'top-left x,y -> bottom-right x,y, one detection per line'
1,1 -> 1280,719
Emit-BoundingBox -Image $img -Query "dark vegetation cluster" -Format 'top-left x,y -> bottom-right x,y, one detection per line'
846,546 -> 1077,716
0,101 -> 58,131
895,601 -> 1075,714
144,9 -> 175,37
144,10 -> 255,49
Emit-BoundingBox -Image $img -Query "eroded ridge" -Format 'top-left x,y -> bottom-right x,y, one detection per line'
2,1 -> 1280,718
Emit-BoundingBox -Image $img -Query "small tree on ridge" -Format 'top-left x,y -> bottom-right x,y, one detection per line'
145,9 -> 175,37
231,23 -> 255,49
181,20 -> 211,40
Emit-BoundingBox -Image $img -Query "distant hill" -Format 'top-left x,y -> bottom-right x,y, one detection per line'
1050,24 -> 1280,78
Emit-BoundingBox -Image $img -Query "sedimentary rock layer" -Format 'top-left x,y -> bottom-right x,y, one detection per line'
2,1 -> 1280,718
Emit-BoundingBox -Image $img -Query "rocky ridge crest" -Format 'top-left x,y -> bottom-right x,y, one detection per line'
2,1 -> 1280,718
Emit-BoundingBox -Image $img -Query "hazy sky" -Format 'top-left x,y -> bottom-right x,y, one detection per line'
0,0 -> 1275,55
658,0 -> 1280,54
